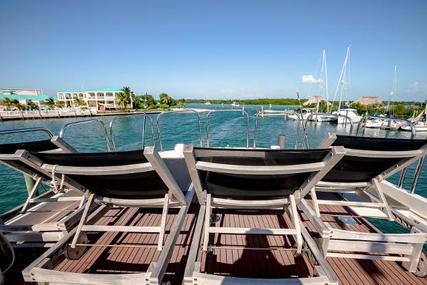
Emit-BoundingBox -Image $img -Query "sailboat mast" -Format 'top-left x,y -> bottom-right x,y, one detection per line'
387,65 -> 397,115
322,49 -> 330,113
332,46 -> 350,112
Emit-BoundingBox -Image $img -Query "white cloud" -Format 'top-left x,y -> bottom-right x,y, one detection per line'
301,75 -> 322,84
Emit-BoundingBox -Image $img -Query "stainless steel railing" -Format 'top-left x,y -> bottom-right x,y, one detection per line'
0,127 -> 54,138
59,119 -> 113,151
156,109 -> 203,151
108,113 -> 155,150
206,109 -> 250,148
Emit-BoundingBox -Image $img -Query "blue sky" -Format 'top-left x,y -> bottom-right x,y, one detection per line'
0,0 -> 426,101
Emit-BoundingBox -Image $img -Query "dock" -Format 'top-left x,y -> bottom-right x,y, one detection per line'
0,109 -> 162,121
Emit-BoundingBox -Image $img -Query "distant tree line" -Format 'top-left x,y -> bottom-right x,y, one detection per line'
114,86 -> 185,110
0,97 -> 40,110
185,98 -> 304,105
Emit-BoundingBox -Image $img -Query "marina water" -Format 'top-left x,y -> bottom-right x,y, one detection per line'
1,104 -> 426,235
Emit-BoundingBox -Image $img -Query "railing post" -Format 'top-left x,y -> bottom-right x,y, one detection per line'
410,156 -> 425,194
278,134 -> 286,149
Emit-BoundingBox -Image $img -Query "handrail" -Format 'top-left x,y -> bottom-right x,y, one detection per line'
108,113 -> 155,150
156,109 -> 203,151
59,119 -> 112,151
292,112 -> 305,149
0,127 -> 54,138
410,156 -> 425,194
253,111 -> 287,148
206,109 -> 249,148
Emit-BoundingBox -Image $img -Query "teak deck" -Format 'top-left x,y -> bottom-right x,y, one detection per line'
38,200 -> 427,285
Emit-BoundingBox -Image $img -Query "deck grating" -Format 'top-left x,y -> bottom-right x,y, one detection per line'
44,199 -> 427,285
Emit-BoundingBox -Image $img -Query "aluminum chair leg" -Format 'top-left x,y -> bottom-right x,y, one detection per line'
71,193 -> 94,249
310,187 -> 321,218
157,194 -> 169,251
289,194 -> 302,254
202,194 -> 212,252
372,178 -> 394,221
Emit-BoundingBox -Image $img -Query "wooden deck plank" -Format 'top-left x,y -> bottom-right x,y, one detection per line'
47,200 -> 427,285
302,193 -> 427,285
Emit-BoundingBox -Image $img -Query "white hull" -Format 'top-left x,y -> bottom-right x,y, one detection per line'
401,124 -> 427,132
288,113 -> 310,120
334,109 -> 362,124
309,114 -> 337,122
364,119 -> 383,128
380,120 -> 402,130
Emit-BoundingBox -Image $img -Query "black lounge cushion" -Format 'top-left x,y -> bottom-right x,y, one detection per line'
323,135 -> 427,183
0,140 -> 58,154
194,148 -> 330,200
33,150 -> 169,199
0,140 -> 60,180
332,135 -> 427,151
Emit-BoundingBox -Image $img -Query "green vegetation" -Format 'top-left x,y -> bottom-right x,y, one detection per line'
44,97 -> 56,108
73,97 -> 86,107
0,97 -> 39,110
55,100 -> 65,108
133,91 -> 182,110
116,86 -> 136,109
185,98 -> 303,105
349,101 -> 425,117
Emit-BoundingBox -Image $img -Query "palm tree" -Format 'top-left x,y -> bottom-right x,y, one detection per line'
159,93 -> 172,106
116,91 -> 129,109
116,86 -> 135,109
44,97 -> 55,108
0,97 -> 13,110
74,97 -> 85,107
11,99 -> 23,110
55,101 -> 65,108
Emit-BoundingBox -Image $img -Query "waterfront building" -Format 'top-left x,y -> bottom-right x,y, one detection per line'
303,96 -> 331,106
355,96 -> 382,105
56,88 -> 121,110
0,88 -> 50,108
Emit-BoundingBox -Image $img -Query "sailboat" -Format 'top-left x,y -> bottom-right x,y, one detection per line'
331,46 -> 362,124
380,65 -> 402,130
401,102 -> 427,132
309,49 -> 337,122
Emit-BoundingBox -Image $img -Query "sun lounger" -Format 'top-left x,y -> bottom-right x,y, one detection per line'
21,146 -> 193,284
182,145 -> 344,284
299,133 -> 427,274
0,128 -> 83,248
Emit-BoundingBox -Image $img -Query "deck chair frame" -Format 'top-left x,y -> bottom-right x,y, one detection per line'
0,135 -> 77,212
0,136 -> 85,247
182,145 -> 344,284
24,146 -> 188,252
302,133 -> 427,273
22,149 -> 194,285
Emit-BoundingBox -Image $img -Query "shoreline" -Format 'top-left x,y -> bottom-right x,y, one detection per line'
0,109 -> 162,122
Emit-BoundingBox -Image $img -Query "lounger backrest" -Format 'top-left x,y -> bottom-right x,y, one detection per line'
189,147 -> 332,200
323,135 -> 427,183
31,150 -> 170,199
0,139 -> 67,180
332,135 -> 427,151
0,140 -> 59,154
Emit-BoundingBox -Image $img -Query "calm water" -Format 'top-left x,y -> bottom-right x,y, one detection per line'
0,103 -> 426,234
